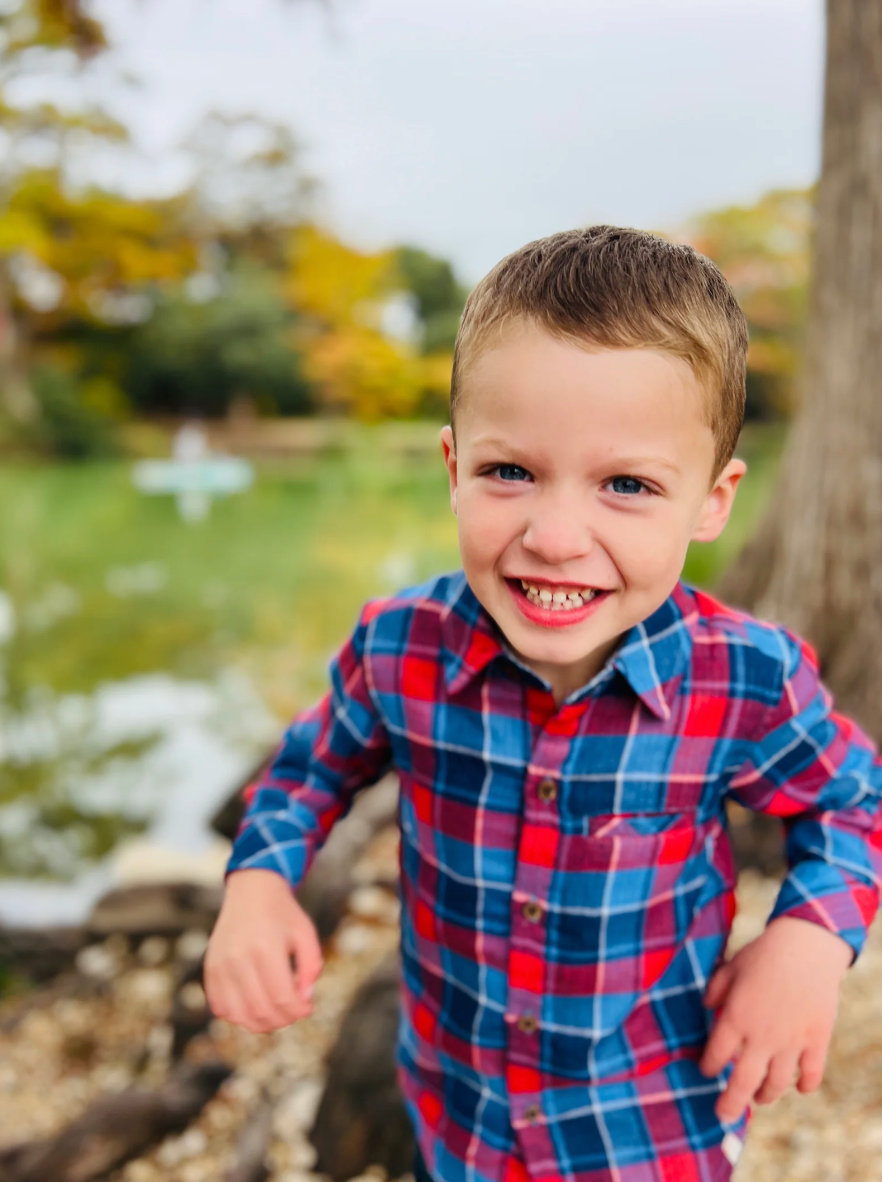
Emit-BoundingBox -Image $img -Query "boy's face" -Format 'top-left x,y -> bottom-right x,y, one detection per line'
441,322 -> 746,701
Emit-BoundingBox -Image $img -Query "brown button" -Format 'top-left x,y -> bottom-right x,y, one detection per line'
537,778 -> 557,802
517,1013 -> 538,1034
523,1104 -> 541,1123
522,899 -> 544,923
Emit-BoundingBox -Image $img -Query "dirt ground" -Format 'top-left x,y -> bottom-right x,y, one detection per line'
0,834 -> 880,1182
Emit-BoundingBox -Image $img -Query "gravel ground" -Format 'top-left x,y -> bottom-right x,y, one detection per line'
0,836 -> 880,1182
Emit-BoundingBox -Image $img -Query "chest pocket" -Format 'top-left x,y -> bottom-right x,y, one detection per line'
583,810 -> 698,839
563,718 -> 711,822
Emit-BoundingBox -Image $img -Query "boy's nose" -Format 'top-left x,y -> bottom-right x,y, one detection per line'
521,493 -> 593,566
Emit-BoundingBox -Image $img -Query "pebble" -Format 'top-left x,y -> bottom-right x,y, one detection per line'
119,969 -> 173,1013
349,885 -> 401,925
275,1079 -> 323,1134
137,936 -> 170,967
178,980 -> 208,1011
156,1127 -> 209,1166
333,920 -> 379,956
176,929 -> 210,962
75,943 -> 119,981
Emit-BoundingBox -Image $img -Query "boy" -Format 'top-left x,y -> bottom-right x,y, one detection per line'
205,227 -> 882,1182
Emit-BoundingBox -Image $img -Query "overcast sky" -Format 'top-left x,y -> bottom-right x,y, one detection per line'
93,0 -> 824,282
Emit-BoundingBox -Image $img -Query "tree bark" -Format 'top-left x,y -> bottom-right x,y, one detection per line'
718,0 -> 882,739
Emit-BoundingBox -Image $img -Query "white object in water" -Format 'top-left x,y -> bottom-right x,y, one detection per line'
132,424 -> 253,521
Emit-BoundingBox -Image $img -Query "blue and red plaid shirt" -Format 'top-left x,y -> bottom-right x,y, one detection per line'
227,572 -> 882,1182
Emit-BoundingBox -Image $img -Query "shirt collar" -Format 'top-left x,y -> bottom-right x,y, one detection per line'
609,583 -> 696,719
440,573 -> 506,693
440,572 -> 697,718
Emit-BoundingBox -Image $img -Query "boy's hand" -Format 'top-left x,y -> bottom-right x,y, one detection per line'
204,868 -> 323,1034
699,915 -> 853,1124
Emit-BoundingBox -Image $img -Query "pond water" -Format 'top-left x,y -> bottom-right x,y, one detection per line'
0,424 -> 782,926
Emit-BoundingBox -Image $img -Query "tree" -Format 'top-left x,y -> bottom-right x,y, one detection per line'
680,188 -> 813,421
718,0 -> 882,739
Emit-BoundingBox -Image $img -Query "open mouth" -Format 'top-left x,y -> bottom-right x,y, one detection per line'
505,577 -> 612,626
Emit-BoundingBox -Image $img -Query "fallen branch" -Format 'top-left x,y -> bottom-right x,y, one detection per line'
0,1060 -> 232,1182
224,1095 -> 274,1182
309,953 -> 412,1182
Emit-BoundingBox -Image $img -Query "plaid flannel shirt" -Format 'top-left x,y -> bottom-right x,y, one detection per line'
227,572 -> 882,1182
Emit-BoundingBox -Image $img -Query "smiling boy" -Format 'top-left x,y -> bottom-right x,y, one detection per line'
206,227 -> 882,1182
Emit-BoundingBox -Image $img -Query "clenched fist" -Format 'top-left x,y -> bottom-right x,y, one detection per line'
204,868 -> 324,1034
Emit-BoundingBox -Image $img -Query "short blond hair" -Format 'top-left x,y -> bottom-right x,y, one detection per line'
451,226 -> 748,479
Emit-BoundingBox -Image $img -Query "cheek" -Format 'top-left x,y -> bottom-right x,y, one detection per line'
607,510 -> 692,585
457,489 -> 521,562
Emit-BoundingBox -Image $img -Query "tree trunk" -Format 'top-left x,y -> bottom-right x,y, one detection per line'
718,0 -> 882,739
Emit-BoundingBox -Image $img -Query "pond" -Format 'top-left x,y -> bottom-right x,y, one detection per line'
0,422 -> 784,925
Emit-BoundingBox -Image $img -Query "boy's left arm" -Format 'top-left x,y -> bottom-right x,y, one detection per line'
699,628 -> 882,1122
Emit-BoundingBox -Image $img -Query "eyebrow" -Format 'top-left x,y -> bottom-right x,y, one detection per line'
613,456 -> 682,476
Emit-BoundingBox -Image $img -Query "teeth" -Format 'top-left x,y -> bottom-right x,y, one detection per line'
517,579 -> 603,611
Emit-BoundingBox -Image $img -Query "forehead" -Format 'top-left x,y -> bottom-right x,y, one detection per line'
455,325 -> 713,463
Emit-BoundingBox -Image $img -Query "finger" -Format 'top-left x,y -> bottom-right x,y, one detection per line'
202,962 -> 228,1021
796,1045 -> 828,1094
715,1045 -> 769,1124
229,956 -> 294,1034
257,942 -> 312,1026
287,915 -> 324,1002
699,1017 -> 743,1078
754,1052 -> 798,1106
703,964 -> 734,1011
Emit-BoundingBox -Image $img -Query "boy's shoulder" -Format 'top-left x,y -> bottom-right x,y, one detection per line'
678,582 -> 815,678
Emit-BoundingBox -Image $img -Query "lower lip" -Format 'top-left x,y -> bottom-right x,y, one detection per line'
505,580 -> 610,628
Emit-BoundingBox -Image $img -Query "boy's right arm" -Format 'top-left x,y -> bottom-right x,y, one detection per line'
204,867 -> 324,1032
204,605 -> 392,1033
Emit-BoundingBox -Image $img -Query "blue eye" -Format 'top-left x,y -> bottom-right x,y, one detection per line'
492,464 -> 532,482
609,476 -> 646,496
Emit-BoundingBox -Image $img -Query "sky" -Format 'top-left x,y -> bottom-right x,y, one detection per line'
88,0 -> 824,282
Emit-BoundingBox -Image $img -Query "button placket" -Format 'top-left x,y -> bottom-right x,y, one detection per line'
507,730 -> 567,1158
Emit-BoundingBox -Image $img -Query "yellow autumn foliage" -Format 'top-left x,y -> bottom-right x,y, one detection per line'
0,170 -> 197,320
287,224 -> 453,419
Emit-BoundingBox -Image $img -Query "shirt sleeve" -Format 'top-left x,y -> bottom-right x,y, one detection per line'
225,602 -> 393,890
725,626 -> 882,963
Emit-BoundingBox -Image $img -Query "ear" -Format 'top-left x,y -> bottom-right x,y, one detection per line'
440,425 -> 458,514
691,458 -> 747,543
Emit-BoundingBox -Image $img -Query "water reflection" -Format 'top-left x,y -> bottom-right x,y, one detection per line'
0,668 -> 277,925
